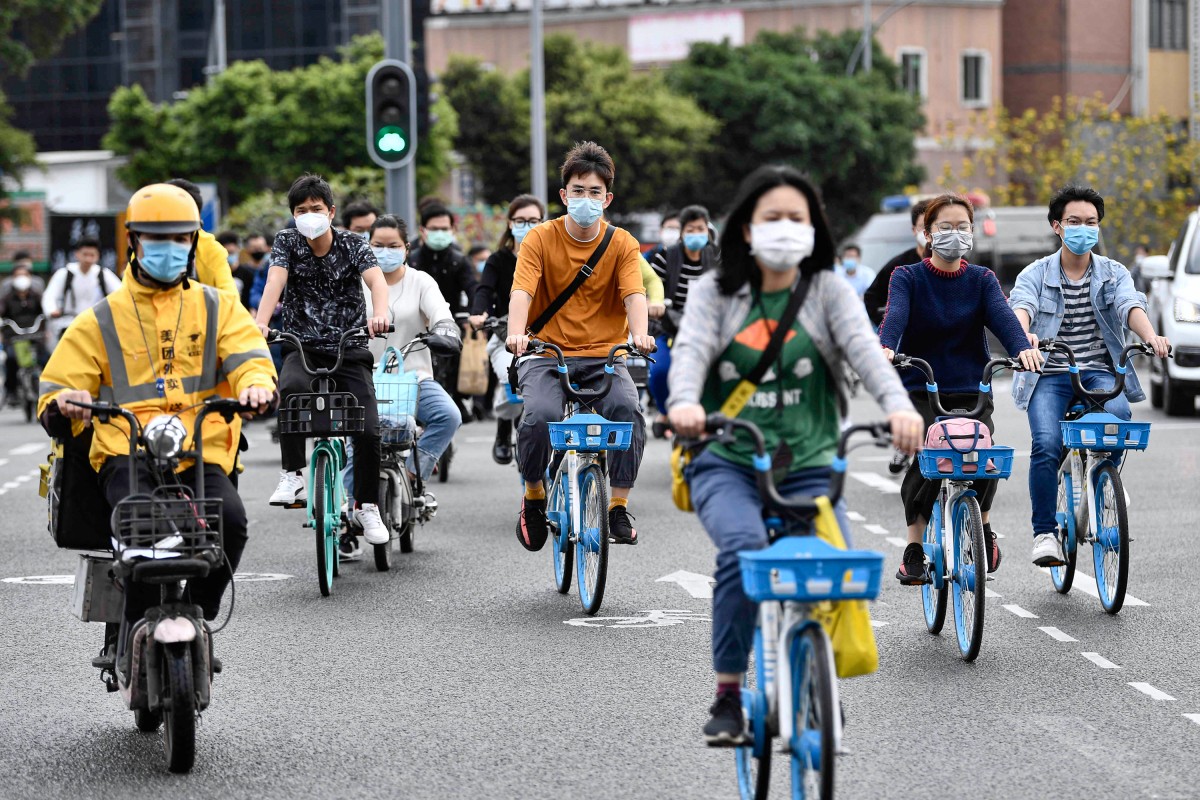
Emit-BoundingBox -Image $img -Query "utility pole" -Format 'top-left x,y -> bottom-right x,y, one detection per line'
530,0 -> 548,205
205,0 -> 228,84
383,0 -> 418,229
862,0 -> 872,73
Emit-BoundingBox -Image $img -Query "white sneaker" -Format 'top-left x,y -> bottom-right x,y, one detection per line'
1032,533 -> 1065,567
356,503 -> 389,545
269,471 -> 307,507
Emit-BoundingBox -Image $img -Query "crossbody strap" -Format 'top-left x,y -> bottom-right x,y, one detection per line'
528,225 -> 617,336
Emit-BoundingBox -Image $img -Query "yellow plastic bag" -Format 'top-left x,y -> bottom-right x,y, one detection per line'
670,443 -> 694,512
809,497 -> 879,678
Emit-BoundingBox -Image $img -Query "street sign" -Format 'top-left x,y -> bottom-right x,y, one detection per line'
366,59 -> 418,169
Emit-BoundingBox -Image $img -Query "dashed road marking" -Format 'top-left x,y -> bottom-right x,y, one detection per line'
1003,604 -> 1038,618
1082,652 -> 1121,669
2,481 -> 19,489
0,458 -> 9,468
1038,626 -> 1077,642
1128,683 -> 1175,701
863,524 -> 889,535
885,537 -> 907,548
1183,714 -> 1200,726
16,474 -> 32,483
846,511 -> 866,522
1039,567 -> 1150,606
850,472 -> 901,495
8,443 -> 42,455
985,588 -> 1003,598
870,620 -> 889,628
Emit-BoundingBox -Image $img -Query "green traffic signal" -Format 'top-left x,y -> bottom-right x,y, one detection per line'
374,125 -> 409,160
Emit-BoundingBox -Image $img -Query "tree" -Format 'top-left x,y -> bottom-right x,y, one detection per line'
104,34 -> 455,210
667,29 -> 925,239
941,95 -> 1200,264
442,35 -> 718,211
1,0 -> 105,230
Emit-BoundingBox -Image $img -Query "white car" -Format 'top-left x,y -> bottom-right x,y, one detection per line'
1144,209 -> 1200,415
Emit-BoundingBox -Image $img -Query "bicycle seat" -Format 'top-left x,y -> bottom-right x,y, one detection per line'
130,557 -> 212,584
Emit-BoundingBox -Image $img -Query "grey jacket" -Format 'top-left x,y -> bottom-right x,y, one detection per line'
667,270 -> 913,417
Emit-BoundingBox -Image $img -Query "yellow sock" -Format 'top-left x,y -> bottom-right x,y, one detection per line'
609,497 -> 628,511
525,484 -> 546,501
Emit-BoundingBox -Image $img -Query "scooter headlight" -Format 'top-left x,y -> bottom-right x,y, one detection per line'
143,415 -> 188,461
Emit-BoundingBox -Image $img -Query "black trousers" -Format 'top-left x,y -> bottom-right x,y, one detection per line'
278,348 -> 380,504
100,458 -> 248,623
900,390 -> 997,525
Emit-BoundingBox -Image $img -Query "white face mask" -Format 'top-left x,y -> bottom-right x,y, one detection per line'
916,231 -> 928,250
660,227 -> 681,247
295,212 -> 331,240
750,220 -> 816,272
12,275 -> 31,292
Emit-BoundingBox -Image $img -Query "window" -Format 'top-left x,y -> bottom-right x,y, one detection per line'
1151,0 -> 1189,50
898,48 -> 926,98
961,51 -> 989,107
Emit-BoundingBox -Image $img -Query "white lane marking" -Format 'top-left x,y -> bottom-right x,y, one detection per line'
850,472 -> 901,494
8,443 -> 43,455
2,575 -> 74,585
1039,626 -> 1078,642
234,573 -> 293,582
0,458 -> 9,468
885,537 -> 908,548
863,524 -> 889,535
870,620 -> 889,628
985,587 -> 1003,598
565,609 -> 710,628
15,474 -> 32,483
1082,652 -> 1121,669
1003,604 -> 1039,618
1183,714 -> 1200,726
656,571 -> 715,599
1129,683 -> 1176,701
1039,567 -> 1150,606
846,511 -> 866,522
2,481 -> 19,489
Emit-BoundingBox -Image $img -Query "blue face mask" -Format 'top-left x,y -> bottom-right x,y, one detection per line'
227,253 -> 238,267
683,232 -> 709,252
140,240 -> 191,283
841,258 -> 858,273
1062,224 -> 1099,255
512,221 -> 536,244
372,246 -> 406,273
425,230 -> 455,251
567,197 -> 604,228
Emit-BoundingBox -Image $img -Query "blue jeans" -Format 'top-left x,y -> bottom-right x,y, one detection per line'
648,333 -> 672,415
687,449 -> 850,675
1026,371 -> 1131,536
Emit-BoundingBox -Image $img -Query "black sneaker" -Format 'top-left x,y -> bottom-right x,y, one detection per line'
210,655 -> 223,674
983,523 -> 1002,573
608,506 -> 638,545
516,497 -> 548,551
704,691 -> 748,746
339,532 -> 363,561
888,450 -> 910,474
492,419 -> 514,465
91,645 -> 115,671
896,542 -> 929,585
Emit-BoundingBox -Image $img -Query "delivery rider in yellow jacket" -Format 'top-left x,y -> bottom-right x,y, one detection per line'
37,182 -> 276,635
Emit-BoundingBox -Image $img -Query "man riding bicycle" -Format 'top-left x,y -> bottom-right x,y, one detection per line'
37,183 -> 277,669
506,141 -> 654,549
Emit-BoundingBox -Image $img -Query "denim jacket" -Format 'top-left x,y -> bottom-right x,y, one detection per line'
1008,250 -> 1147,409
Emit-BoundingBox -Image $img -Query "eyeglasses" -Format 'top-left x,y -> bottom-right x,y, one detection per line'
511,217 -> 543,225
932,222 -> 973,234
565,185 -> 607,199
1061,217 -> 1100,227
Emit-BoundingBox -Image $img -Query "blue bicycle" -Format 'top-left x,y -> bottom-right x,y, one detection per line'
1043,340 -> 1165,614
694,416 -> 888,800
892,353 -> 1024,661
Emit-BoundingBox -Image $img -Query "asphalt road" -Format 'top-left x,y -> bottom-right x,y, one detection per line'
2,386 -> 1199,799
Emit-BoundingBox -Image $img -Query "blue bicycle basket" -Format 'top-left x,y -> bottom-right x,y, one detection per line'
1060,413 -> 1150,451
918,446 -> 1014,480
374,346 -> 419,445
739,537 -> 884,603
547,413 -> 633,452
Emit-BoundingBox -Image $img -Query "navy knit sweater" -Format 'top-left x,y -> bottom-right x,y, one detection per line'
878,259 -> 1031,393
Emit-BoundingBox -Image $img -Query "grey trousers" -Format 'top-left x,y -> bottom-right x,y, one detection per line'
516,356 -> 645,488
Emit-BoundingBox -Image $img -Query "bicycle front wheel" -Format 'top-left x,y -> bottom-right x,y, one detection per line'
1092,462 -> 1129,614
920,507 -> 946,635
574,463 -> 609,615
735,626 -> 772,800
1051,459 -> 1078,594
374,475 -> 392,573
951,496 -> 986,661
790,623 -> 836,800
548,472 -> 572,594
313,451 -> 336,597
161,642 -> 196,774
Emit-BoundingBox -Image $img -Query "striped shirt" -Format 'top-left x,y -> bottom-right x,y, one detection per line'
1044,267 -> 1110,373
650,249 -> 705,310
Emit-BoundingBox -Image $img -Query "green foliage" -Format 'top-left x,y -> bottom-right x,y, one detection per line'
442,35 -> 718,212
667,28 -> 924,238
104,34 -> 455,211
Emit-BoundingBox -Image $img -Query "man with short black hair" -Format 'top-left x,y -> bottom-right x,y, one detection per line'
42,236 -> 121,344
863,198 -> 931,327
2,251 -> 44,294
410,204 -> 476,316
341,202 -> 379,237
836,243 -> 874,297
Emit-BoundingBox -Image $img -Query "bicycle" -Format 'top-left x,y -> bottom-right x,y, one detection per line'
1042,340 -> 1165,614
62,396 -> 252,773
891,352 -> 1024,661
691,415 -> 888,800
520,338 -> 652,615
2,314 -> 46,422
267,326 -> 390,596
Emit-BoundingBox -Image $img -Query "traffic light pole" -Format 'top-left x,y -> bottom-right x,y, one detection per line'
383,0 -> 417,229
530,0 -> 548,206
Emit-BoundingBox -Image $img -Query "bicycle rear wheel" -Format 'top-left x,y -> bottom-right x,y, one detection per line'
313,451 -> 336,596
374,475 -> 392,572
921,504 -> 946,635
1051,459 -> 1079,594
574,463 -> 609,615
1092,462 -> 1129,614
548,472 -> 572,594
790,623 -> 836,800
951,496 -> 986,661
735,626 -> 772,800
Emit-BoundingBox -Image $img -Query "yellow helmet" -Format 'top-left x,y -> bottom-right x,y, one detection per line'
125,183 -> 201,235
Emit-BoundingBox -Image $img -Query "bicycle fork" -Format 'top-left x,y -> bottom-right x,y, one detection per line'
775,602 -> 844,756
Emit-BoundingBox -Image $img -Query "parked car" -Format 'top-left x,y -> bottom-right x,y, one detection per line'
1143,209 -> 1200,416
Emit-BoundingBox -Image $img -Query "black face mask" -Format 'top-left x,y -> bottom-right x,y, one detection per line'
248,251 -> 268,261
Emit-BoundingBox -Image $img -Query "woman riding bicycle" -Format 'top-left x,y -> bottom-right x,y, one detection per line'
878,193 -> 1042,585
667,165 -> 923,745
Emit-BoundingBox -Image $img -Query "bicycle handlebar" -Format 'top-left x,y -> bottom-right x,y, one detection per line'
267,325 -> 395,378
891,352 -> 1030,419
1038,338 -> 1171,406
698,415 -> 891,510
524,338 -> 656,404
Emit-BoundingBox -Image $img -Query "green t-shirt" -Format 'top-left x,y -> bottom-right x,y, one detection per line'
700,288 -> 840,472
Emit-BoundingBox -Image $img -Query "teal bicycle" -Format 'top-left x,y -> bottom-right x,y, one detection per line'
270,326 -> 390,596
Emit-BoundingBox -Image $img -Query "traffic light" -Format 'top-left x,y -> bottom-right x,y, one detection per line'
366,60 -> 418,169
